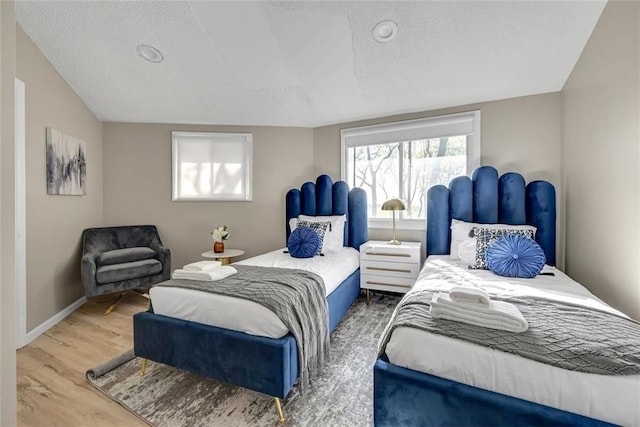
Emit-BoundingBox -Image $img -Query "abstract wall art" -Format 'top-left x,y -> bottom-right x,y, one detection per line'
46,127 -> 87,195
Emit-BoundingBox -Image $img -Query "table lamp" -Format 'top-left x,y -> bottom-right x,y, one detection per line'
382,198 -> 406,245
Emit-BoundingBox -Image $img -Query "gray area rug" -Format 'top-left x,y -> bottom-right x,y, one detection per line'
86,293 -> 399,427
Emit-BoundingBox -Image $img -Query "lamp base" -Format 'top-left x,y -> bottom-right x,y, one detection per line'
387,239 -> 402,245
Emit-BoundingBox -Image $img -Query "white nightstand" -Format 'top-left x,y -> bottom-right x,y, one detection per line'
359,240 -> 422,304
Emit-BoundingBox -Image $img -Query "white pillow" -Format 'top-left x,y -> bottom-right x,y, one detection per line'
457,238 -> 477,266
449,219 -> 536,260
290,214 -> 346,254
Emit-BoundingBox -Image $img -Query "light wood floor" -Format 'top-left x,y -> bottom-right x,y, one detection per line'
17,293 -> 150,427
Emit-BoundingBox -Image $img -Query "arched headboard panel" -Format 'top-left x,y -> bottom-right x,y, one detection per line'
427,166 -> 556,265
300,182 -> 316,215
499,172 -> 527,224
316,175 -> 333,215
286,175 -> 368,250
449,176 -> 473,222
472,166 -> 499,223
526,180 -> 556,266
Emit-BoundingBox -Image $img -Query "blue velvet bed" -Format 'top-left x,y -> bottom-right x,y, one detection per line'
134,175 -> 367,421
373,166 -> 615,427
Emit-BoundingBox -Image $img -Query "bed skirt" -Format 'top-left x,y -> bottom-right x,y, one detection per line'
373,358 -> 616,427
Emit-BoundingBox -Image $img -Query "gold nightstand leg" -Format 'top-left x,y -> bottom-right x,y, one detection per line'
274,397 -> 285,424
220,257 -> 230,265
366,289 -> 371,305
139,358 -> 147,376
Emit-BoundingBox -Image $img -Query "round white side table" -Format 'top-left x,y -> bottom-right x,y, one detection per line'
201,249 -> 245,265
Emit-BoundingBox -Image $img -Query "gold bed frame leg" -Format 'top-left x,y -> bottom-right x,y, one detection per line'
104,291 -> 126,316
274,397 -> 285,424
139,358 -> 148,376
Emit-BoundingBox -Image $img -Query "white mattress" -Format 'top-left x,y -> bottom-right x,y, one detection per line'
385,256 -> 640,426
149,247 -> 360,339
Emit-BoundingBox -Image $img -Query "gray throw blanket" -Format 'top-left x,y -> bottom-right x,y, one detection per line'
155,265 -> 330,391
379,288 -> 640,375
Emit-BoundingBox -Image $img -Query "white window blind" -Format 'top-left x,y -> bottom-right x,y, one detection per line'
342,112 -> 477,148
172,131 -> 253,201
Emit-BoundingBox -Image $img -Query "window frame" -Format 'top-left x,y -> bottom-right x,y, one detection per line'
340,111 -> 481,230
171,131 -> 253,202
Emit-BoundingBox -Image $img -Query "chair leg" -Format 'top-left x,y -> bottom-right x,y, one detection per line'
274,397 -> 285,424
103,292 -> 126,316
139,358 -> 148,376
132,288 -> 151,300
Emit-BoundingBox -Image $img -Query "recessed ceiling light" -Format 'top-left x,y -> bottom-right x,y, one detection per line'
373,20 -> 398,43
136,44 -> 164,63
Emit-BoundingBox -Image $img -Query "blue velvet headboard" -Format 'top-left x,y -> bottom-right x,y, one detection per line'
285,175 -> 368,250
427,166 -> 556,266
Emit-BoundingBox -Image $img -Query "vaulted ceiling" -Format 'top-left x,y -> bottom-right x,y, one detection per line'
16,1 -> 606,127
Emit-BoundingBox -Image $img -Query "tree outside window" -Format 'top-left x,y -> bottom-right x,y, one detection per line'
345,135 -> 466,219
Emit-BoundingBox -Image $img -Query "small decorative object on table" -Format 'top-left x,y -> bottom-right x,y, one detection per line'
211,225 -> 230,253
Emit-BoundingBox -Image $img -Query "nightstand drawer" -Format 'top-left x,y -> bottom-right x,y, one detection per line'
360,243 -> 421,264
360,260 -> 420,279
360,274 -> 415,293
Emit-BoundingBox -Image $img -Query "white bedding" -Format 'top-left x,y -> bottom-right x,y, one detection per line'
385,256 -> 640,426
149,247 -> 360,339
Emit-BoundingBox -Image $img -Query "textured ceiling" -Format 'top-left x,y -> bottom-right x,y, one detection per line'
16,1 -> 606,127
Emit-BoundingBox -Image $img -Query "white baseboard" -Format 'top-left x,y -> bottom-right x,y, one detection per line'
19,296 -> 87,348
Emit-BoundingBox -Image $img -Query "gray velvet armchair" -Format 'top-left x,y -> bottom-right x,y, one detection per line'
81,225 -> 171,314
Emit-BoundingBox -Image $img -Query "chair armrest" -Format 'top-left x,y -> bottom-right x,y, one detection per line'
149,240 -> 171,280
81,253 -> 98,297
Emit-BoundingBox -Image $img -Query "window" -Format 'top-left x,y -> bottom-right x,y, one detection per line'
341,111 -> 480,228
172,131 -> 253,201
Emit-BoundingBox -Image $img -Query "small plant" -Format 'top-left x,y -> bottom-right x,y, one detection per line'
211,225 -> 230,242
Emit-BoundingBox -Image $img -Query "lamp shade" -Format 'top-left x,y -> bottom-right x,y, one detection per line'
382,198 -> 406,211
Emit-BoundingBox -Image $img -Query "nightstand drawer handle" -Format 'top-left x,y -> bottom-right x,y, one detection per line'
365,251 -> 411,257
366,281 -> 411,288
366,266 -> 412,273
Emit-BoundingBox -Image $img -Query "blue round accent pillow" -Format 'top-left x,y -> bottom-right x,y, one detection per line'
486,234 -> 546,278
287,226 -> 320,258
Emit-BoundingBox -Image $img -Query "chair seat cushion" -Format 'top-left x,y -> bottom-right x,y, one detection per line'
96,259 -> 162,284
99,247 -> 157,266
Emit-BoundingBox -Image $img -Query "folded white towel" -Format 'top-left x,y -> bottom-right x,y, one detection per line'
182,260 -> 222,272
449,286 -> 491,306
430,292 -> 528,333
172,266 -> 237,282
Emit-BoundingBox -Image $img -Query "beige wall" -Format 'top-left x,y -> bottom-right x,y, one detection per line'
0,2 -> 17,425
102,123 -> 314,270
313,92 -> 563,265
16,26 -> 103,331
562,0 -> 640,319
